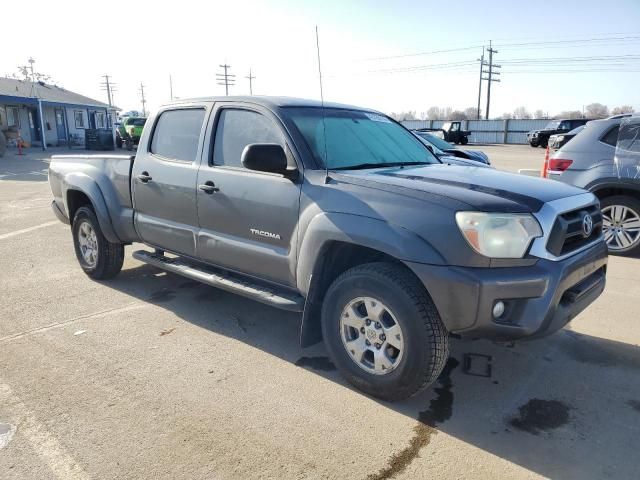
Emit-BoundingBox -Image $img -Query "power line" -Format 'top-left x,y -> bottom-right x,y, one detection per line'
245,68 -> 255,95
483,41 -> 501,120
139,83 -> 147,116
216,64 -> 235,96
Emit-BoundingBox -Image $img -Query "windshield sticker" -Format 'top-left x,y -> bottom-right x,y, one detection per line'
365,113 -> 392,123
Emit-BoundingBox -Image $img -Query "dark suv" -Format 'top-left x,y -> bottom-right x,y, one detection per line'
528,119 -> 591,148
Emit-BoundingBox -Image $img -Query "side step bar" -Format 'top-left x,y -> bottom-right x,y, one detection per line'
133,250 -> 304,312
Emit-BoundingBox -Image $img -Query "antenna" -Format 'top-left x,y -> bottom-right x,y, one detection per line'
315,26 -> 330,183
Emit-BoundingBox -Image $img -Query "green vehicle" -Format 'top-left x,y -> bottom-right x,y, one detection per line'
117,117 -> 147,150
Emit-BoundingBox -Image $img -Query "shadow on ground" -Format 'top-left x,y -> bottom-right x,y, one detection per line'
102,261 -> 640,480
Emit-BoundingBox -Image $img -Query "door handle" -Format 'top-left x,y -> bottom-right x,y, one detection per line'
198,181 -> 219,194
137,171 -> 152,183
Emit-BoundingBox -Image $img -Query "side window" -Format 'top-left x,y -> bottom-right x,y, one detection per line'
600,126 -> 619,147
212,109 -> 283,168
150,108 -> 205,162
559,121 -> 570,130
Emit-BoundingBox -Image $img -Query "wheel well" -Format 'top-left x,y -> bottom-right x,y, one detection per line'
593,187 -> 640,202
67,190 -> 92,222
300,241 -> 420,347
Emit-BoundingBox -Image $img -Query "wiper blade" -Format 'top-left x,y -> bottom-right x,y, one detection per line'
331,161 -> 431,171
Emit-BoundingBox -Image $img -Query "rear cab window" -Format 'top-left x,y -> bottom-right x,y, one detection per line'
150,108 -> 206,162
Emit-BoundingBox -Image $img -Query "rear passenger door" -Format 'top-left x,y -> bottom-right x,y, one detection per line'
195,104 -> 302,287
132,105 -> 208,256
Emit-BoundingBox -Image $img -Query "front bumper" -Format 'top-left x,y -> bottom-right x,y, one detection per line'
407,240 -> 607,341
51,200 -> 70,225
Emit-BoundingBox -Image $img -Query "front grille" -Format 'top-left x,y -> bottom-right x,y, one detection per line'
546,205 -> 602,257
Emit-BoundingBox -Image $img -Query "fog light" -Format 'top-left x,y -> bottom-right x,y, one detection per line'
493,301 -> 505,318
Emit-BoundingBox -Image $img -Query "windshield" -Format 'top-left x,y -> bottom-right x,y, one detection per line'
414,131 -> 453,151
285,107 -> 437,169
544,120 -> 561,130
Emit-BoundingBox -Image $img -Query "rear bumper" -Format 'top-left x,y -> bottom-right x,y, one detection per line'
407,240 -> 608,341
51,200 -> 70,225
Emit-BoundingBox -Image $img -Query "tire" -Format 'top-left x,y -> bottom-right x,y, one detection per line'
72,206 -> 124,279
539,138 -> 548,149
461,136 -> 468,145
116,136 -> 123,148
529,141 -> 539,148
600,195 -> 640,256
321,262 -> 449,401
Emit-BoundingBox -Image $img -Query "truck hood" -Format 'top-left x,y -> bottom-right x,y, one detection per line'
331,164 -> 586,213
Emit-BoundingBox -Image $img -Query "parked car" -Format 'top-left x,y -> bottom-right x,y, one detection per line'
412,132 -> 491,168
417,121 -> 471,144
413,130 -> 490,164
49,96 -> 607,401
547,113 -> 639,255
117,117 -> 147,150
548,125 -> 586,150
528,119 -> 591,148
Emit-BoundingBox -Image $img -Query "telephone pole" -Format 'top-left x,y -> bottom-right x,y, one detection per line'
476,47 -> 485,120
483,41 -> 501,120
139,83 -> 147,116
216,64 -> 235,96
100,74 -> 116,106
169,75 -> 174,100
245,68 -> 255,95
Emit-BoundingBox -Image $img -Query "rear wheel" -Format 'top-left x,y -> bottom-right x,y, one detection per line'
460,136 -> 468,145
601,195 -> 640,256
72,206 -> 124,279
321,262 -> 449,401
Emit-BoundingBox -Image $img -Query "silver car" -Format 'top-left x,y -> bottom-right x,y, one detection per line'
548,113 -> 640,255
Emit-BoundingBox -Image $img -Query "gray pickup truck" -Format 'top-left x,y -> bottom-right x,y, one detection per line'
49,97 -> 607,401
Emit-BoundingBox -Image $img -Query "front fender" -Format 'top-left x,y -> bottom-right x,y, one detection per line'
62,173 -> 120,243
295,212 -> 445,295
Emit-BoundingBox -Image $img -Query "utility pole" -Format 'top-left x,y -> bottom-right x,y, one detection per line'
216,64 -> 235,96
139,83 -> 147,116
483,41 -> 501,120
100,74 -> 115,106
245,69 -> 255,95
476,47 -> 485,120
169,75 -> 173,100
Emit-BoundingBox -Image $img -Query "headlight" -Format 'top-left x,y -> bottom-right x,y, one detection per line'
455,212 -> 542,258
556,135 -> 564,141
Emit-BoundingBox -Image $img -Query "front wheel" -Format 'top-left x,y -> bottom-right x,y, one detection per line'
321,262 -> 449,401
72,206 -> 124,279
601,195 -> 640,256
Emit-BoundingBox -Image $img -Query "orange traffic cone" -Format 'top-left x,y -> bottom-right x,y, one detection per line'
541,146 -> 549,177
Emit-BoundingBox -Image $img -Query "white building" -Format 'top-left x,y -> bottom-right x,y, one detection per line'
0,77 -> 117,149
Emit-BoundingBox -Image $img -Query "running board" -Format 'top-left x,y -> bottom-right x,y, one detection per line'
133,250 -> 304,312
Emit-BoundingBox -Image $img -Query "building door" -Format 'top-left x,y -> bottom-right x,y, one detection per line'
54,109 -> 66,141
28,109 -> 41,141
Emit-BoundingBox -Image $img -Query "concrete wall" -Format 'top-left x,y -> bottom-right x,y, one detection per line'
401,119 -> 551,144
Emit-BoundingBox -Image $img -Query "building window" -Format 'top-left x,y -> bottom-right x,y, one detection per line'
7,107 -> 20,128
95,112 -> 106,129
74,110 -> 85,129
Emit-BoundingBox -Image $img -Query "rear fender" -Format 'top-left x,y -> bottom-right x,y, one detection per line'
62,173 -> 120,243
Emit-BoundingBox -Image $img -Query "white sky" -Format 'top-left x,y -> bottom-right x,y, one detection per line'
3,0 -> 639,117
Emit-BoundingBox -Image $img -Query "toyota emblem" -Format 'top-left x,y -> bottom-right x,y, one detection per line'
582,214 -> 594,237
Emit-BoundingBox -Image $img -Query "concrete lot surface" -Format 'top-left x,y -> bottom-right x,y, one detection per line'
1,146 -> 639,479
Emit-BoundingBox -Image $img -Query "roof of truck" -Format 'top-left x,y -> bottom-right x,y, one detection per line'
164,96 -> 378,112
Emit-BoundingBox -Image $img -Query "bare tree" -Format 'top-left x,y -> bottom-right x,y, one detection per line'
512,106 -> 532,119
389,111 -> 417,121
464,107 -> 479,119
501,112 -> 513,120
426,106 -> 442,120
611,105 -> 634,115
533,109 -> 547,119
555,110 -> 583,120
585,103 -> 609,119
450,110 -> 467,121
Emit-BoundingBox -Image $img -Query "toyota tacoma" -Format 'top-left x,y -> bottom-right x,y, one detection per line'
49,97 -> 608,401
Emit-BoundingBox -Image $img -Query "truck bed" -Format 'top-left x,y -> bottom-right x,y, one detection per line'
48,154 -> 138,243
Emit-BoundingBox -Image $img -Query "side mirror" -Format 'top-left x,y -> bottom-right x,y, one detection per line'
241,143 -> 290,176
